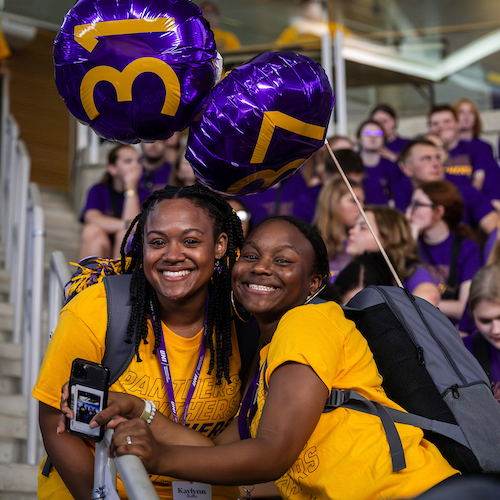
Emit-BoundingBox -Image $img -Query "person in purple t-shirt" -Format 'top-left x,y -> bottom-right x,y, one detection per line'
356,119 -> 403,206
428,104 -> 500,203
242,171 -> 308,226
462,264 -> 500,402
80,145 -> 149,259
139,133 -> 180,193
395,139 -> 498,236
346,205 -> 440,305
370,103 -> 410,161
408,180 -> 482,324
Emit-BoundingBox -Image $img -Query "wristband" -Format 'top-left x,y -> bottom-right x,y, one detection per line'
124,189 -> 136,198
140,400 -> 156,425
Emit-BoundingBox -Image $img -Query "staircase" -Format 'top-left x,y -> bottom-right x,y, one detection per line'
0,187 -> 80,499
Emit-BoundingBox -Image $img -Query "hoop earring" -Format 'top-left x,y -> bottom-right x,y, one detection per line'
231,290 -> 252,322
304,284 -> 327,305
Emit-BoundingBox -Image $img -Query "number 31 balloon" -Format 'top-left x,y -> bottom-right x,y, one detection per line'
186,51 -> 334,196
54,0 -> 220,143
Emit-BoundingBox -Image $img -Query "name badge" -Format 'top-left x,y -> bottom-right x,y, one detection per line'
173,481 -> 212,500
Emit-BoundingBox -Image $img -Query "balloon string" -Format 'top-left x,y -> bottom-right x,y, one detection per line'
323,139 -> 404,288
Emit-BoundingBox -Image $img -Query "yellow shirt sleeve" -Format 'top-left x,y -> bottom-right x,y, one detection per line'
32,283 -> 108,409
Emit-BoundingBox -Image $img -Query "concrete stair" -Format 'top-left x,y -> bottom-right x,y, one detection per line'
0,186 -> 80,498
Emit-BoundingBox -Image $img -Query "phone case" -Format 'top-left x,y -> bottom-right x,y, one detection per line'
66,358 -> 110,442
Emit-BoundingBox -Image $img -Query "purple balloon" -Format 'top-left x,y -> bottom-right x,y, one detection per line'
186,51 -> 334,196
54,0 -> 219,143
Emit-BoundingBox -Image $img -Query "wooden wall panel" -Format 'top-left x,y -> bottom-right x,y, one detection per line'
7,28 -> 71,191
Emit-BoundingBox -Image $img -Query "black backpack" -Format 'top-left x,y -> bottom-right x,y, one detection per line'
320,285 -> 500,475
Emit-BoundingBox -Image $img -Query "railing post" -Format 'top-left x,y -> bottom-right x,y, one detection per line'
23,183 -> 45,465
11,140 -> 31,344
94,429 -> 160,500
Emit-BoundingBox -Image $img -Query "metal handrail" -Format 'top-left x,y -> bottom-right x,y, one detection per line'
23,183 -> 45,465
47,251 -> 72,343
11,139 -> 31,344
94,430 -> 160,500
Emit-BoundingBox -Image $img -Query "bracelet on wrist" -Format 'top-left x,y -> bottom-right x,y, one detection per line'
140,399 -> 156,425
124,189 -> 136,198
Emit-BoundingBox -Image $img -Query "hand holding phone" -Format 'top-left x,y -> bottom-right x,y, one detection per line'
66,359 -> 110,442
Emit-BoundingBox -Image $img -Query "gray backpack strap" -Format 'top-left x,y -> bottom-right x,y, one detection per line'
102,274 -> 136,385
324,389 -> 472,469
324,389 -> 406,472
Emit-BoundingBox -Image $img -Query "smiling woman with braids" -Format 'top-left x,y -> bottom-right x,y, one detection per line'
89,216 -> 458,500
33,185 -> 249,500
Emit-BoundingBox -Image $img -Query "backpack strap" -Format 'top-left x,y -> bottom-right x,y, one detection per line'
324,389 -> 406,472
324,388 -> 472,471
102,274 -> 137,385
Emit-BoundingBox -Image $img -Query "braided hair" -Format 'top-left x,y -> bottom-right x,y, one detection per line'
119,184 -> 245,385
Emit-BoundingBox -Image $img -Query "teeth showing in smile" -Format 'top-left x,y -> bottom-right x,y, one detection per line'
248,284 -> 276,292
162,270 -> 191,277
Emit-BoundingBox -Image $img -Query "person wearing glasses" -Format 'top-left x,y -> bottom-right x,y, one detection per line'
356,119 -> 403,206
369,103 -> 410,162
395,139 -> 498,237
408,180 -> 481,324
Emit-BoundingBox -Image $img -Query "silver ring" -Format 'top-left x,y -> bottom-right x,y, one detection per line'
126,435 -> 132,446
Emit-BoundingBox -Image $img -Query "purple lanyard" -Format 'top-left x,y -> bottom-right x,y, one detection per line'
238,360 -> 265,439
150,297 -> 208,425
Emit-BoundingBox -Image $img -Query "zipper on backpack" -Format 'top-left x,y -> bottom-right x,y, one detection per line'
450,385 -> 460,399
417,347 -> 425,366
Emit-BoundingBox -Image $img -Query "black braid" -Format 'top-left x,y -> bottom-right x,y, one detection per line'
119,185 -> 245,384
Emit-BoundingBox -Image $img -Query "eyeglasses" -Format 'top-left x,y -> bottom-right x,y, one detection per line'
362,129 -> 384,137
236,210 -> 251,222
410,200 -> 436,211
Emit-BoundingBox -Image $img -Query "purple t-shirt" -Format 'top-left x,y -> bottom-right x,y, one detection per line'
243,173 -> 308,225
293,184 -> 322,225
362,157 -> 402,205
403,266 -> 438,294
463,333 -> 500,401
448,140 -> 500,202
417,233 -> 481,294
81,183 -> 150,221
385,136 -> 410,155
393,176 -> 493,230
139,162 -> 171,193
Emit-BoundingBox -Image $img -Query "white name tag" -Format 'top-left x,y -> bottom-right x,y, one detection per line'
173,481 -> 212,500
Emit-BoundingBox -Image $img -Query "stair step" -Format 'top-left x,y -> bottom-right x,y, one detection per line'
0,462 -> 38,494
0,343 -> 22,361
0,396 -> 27,442
0,344 -> 22,378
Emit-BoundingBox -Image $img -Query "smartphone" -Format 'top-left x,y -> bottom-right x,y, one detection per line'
66,358 -> 110,442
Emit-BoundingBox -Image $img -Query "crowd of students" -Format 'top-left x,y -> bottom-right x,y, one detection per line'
56,96 -> 500,500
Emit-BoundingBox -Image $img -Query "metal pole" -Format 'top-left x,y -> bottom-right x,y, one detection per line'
321,31 -> 335,137
12,141 -> 30,344
334,29 -> 348,136
25,183 -> 45,464
94,429 -> 160,500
